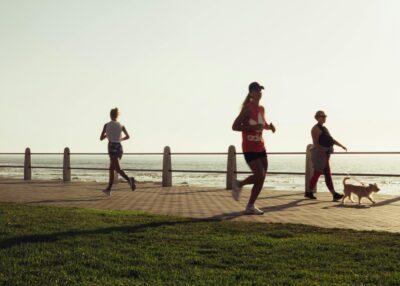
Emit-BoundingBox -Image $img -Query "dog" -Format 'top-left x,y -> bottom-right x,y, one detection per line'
342,177 -> 380,205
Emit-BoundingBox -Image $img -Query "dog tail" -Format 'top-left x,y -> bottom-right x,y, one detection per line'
343,177 -> 351,186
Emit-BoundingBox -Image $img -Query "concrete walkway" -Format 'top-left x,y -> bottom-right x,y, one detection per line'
0,178 -> 399,233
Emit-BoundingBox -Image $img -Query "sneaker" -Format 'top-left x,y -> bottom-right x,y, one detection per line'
231,178 -> 242,201
129,177 -> 136,191
102,189 -> 111,197
304,192 -> 317,200
245,205 -> 264,215
332,192 -> 344,202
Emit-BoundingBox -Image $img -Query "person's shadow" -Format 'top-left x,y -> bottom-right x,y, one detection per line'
206,198 -> 320,221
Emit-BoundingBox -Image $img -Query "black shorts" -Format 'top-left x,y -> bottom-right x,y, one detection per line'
244,150 -> 267,164
108,142 -> 123,159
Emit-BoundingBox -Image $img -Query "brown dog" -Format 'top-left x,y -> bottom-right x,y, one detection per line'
342,177 -> 380,205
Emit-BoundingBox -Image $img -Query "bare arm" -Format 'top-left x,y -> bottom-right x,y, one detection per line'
311,126 -> 323,150
232,108 -> 262,132
333,139 -> 347,151
263,114 -> 276,133
121,126 -> 130,141
257,106 -> 275,133
100,124 -> 107,141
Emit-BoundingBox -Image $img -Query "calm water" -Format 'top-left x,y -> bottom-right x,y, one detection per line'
1,154 -> 400,195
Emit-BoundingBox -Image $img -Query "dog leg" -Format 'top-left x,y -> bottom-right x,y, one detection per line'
349,194 -> 354,203
367,196 -> 376,205
358,196 -> 361,205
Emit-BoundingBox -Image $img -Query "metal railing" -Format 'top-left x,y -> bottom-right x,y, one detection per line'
1,146 -> 400,190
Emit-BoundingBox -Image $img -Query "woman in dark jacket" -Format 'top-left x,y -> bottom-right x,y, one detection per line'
305,110 -> 347,201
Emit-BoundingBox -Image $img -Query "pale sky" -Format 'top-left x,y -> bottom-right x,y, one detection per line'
1,0 -> 399,153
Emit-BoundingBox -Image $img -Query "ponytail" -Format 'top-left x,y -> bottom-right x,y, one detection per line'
110,107 -> 119,120
241,93 -> 252,110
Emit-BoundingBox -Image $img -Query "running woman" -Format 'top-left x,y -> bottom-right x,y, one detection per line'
100,108 -> 136,196
231,82 -> 276,215
305,110 -> 346,201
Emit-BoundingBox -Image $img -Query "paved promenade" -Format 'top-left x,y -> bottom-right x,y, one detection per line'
0,177 -> 399,232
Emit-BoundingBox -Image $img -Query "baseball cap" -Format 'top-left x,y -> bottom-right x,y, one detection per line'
248,82 -> 265,92
315,110 -> 327,119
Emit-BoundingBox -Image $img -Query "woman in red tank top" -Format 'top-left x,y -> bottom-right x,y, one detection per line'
232,82 -> 276,215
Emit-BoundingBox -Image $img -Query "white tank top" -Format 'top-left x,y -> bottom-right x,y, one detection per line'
106,121 -> 123,143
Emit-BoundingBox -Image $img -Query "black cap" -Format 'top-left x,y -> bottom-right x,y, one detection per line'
248,82 -> 265,92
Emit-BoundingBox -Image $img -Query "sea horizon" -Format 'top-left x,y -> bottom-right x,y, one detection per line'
1,154 -> 399,196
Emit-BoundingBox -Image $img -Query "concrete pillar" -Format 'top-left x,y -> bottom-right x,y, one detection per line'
226,145 -> 237,190
162,146 -> 172,187
24,147 -> 31,180
305,144 -> 316,193
63,147 -> 71,182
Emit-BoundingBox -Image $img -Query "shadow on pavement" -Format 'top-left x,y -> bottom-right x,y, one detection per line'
325,196 -> 400,209
204,198 -> 321,222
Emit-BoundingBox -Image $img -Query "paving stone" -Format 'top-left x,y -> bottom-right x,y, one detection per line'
0,178 -> 399,233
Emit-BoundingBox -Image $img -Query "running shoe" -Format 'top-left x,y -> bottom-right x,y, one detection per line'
332,192 -> 344,202
245,205 -> 264,215
231,178 -> 242,201
129,177 -> 136,191
102,189 -> 111,197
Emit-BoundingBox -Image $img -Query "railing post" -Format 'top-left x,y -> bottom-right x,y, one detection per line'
24,147 -> 31,180
162,146 -> 172,187
305,144 -> 316,193
226,145 -> 237,190
63,147 -> 71,182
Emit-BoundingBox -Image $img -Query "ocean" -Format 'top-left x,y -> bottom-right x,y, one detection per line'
1,154 -> 400,195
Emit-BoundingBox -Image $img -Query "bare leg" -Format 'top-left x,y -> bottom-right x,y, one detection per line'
247,158 -> 266,206
107,167 -> 114,189
239,175 -> 256,187
105,160 -> 115,190
111,157 -> 130,183
260,156 -> 268,174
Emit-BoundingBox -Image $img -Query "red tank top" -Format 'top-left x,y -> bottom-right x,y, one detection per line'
242,103 -> 266,152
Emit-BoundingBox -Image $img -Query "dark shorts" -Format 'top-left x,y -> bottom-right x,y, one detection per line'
243,150 -> 267,164
108,142 -> 123,159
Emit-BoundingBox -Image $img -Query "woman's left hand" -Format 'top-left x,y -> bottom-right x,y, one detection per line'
269,123 -> 276,133
342,146 -> 348,152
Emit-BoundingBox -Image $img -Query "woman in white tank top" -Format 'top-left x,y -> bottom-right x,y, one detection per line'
100,108 -> 136,196
105,120 -> 123,143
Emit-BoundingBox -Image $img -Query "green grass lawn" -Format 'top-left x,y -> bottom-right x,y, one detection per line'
0,203 -> 399,286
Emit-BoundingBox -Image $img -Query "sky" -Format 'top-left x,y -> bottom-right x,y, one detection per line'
1,0 -> 399,153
